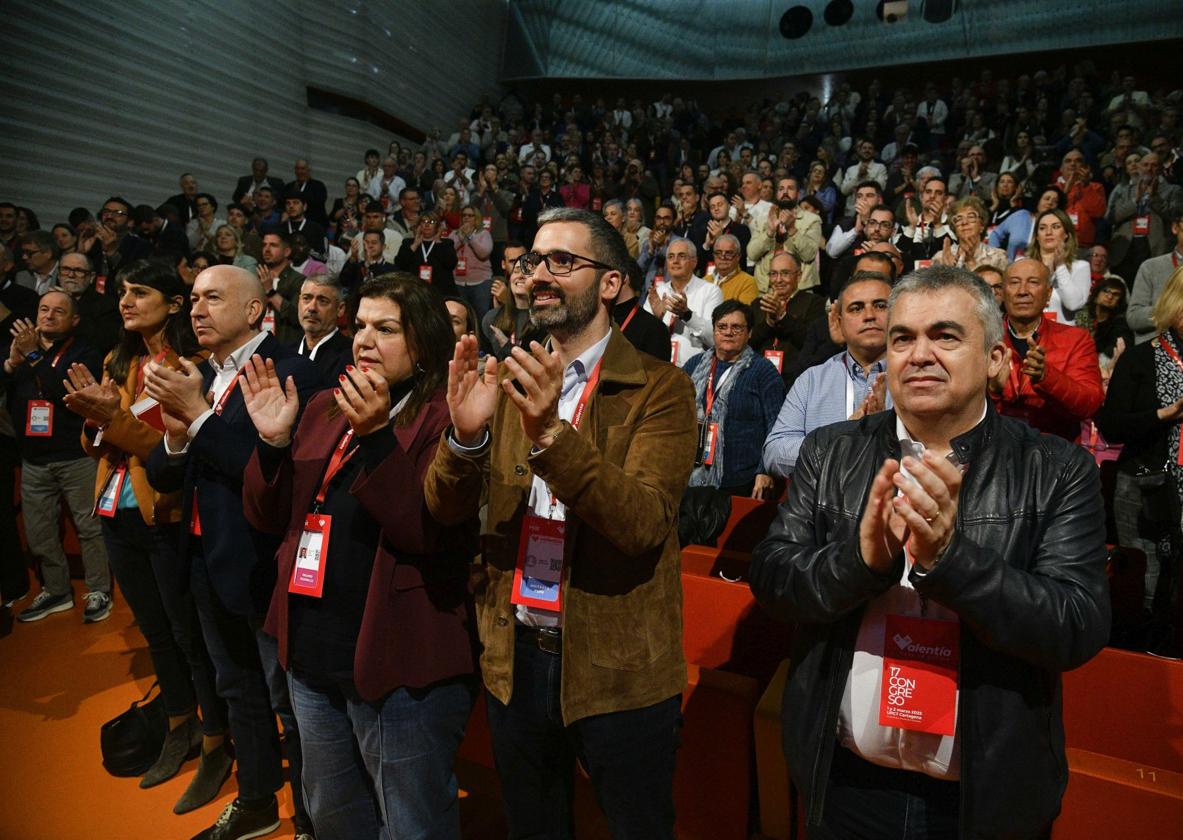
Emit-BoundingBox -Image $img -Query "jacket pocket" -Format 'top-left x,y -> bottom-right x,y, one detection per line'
586,581 -> 664,671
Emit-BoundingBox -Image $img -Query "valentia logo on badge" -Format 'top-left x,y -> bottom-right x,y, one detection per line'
893,633 -> 954,663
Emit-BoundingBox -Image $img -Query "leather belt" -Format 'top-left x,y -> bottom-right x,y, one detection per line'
517,625 -> 562,655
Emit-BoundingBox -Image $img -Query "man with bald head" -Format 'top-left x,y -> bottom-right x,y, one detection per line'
145,264 -> 318,837
989,258 -> 1104,440
750,251 -> 827,387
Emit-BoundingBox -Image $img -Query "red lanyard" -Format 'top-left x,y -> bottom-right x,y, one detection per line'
704,356 -> 723,418
314,429 -> 358,506
1173,251 -> 1181,269
569,358 -> 604,431
618,301 -> 640,332
212,371 -> 243,415
49,337 -> 75,368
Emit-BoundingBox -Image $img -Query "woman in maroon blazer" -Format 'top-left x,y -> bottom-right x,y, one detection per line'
241,273 -> 477,839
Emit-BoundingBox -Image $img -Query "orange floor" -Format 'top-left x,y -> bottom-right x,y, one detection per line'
0,590 -> 615,840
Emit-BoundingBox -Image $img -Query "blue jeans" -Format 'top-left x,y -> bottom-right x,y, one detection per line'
485,629 -> 682,840
288,672 -> 475,840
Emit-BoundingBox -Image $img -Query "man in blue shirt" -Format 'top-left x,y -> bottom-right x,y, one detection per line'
763,271 -> 892,476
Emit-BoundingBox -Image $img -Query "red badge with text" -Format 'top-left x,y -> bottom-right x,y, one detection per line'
914,258 -> 933,270
879,614 -> 960,736
456,257 -> 468,276
190,494 -> 202,536
419,264 -> 433,282
511,515 -> 565,612
764,349 -> 784,373
261,309 -> 277,333
95,275 -> 108,294
1133,215 -> 1150,236
25,400 -> 53,437
1068,211 -> 1079,228
701,422 -> 718,465
482,216 -> 492,231
289,513 -> 332,598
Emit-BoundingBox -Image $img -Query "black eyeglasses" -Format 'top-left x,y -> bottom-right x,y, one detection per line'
517,250 -> 614,276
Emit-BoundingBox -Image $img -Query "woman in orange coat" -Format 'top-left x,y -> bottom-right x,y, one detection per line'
63,259 -> 229,813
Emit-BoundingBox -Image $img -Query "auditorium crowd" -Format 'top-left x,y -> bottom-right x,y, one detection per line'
2,58 -> 1182,840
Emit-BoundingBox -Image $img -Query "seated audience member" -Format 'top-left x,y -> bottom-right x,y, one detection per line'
989,187 -> 1064,262
57,252 -> 121,355
482,243 -> 545,360
1098,264 -> 1183,653
249,185 -> 282,230
671,181 -> 709,248
736,172 -> 775,233
355,149 -> 382,193
443,293 -> 480,342
637,203 -> 676,293
394,213 -> 458,295
684,301 -> 784,498
339,229 -> 395,292
365,156 -> 408,211
645,237 -> 724,367
702,192 -> 752,275
763,270 -> 893,477
63,259 -> 229,804
1087,243 -> 1125,290
293,276 -> 351,387
932,197 -> 1008,272
450,203 -> 495,323
709,234 -> 758,304
288,231 -> 328,279
987,171 -> 1026,232
1128,209 -> 1183,342
838,137 -> 888,215
186,194 -> 225,254
135,204 -> 190,260
830,202 -> 900,287
750,252 -> 826,384
750,266 -> 1109,840
52,223 -> 78,256
900,175 -> 952,261
165,173 -> 200,225
1075,277 -> 1133,381
329,178 -> 364,243
990,258 -> 1104,440
1107,152 -> 1182,287
281,189 -> 327,260
975,264 -> 1006,308
358,200 -> 403,262
241,275 -> 478,838
1027,208 -> 1091,323
624,197 -> 652,244
4,290 -> 111,623
287,158 -> 330,226
748,178 -> 823,292
211,224 -> 257,273
614,260 -> 672,361
15,230 -> 61,294
947,144 -> 997,202
233,157 -> 284,205
143,265 -> 319,838
1056,148 -> 1107,248
388,187 -> 423,239
424,207 -> 696,840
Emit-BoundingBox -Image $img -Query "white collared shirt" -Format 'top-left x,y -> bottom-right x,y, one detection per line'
300,328 -> 339,361
835,406 -> 985,781
165,331 -> 269,455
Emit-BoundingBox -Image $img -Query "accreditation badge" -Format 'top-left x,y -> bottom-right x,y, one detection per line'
419,264 -> 433,282
764,349 -> 784,373
289,513 -> 332,598
879,614 -> 960,736
95,464 -> 127,518
26,400 -> 53,437
510,515 -> 565,612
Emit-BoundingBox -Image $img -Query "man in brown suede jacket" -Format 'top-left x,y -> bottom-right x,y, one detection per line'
425,207 -> 697,838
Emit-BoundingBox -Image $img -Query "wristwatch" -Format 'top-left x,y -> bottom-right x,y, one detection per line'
24,349 -> 44,364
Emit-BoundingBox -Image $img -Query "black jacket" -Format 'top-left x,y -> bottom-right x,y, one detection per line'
291,330 -> 352,390
1096,335 -> 1171,474
749,406 -> 1109,839
145,333 -> 320,614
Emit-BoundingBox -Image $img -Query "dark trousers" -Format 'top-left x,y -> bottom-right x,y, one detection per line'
189,552 -> 306,825
103,510 -> 226,732
0,435 -> 28,601
814,746 -> 960,840
485,628 -> 682,840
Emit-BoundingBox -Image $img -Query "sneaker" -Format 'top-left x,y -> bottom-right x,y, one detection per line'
83,591 -> 112,623
189,796 -> 280,840
2,588 -> 29,609
16,590 -> 74,622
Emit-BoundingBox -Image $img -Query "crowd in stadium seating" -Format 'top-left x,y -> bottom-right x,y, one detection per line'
1,59 -> 1181,839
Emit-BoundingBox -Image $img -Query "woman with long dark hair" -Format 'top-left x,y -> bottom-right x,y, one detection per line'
241,273 -> 478,838
62,259 -> 230,812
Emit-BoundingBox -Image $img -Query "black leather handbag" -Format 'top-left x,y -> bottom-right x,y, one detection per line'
100,682 -> 167,777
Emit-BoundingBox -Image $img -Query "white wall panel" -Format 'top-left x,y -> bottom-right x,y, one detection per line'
0,0 -> 506,228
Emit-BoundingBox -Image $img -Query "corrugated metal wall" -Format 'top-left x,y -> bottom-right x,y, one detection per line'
0,0 -> 507,227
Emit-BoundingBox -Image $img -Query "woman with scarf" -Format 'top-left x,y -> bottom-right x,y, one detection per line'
1097,264 -> 1183,657
682,300 -> 784,499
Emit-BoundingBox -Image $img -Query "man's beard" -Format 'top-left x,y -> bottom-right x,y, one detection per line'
529,280 -> 600,337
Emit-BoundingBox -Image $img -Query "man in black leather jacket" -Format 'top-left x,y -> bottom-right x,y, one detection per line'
750,265 -> 1109,839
